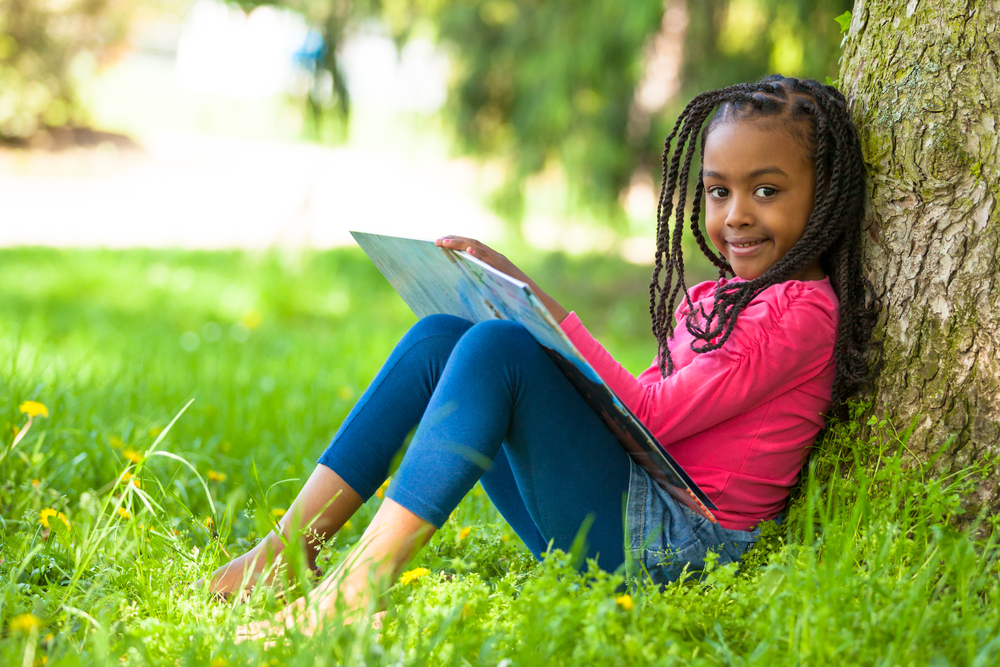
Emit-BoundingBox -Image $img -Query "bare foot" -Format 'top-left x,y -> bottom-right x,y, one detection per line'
233,497 -> 433,644
234,570 -> 377,643
199,537 -> 295,599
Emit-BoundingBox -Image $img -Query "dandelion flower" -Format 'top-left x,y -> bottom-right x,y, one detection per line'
39,508 -> 70,530
271,508 -> 286,518
31,479 -> 40,487
615,594 -> 634,611
203,516 -> 214,528
122,449 -> 143,463
399,567 -> 430,585
10,613 -> 42,632
375,478 -> 391,499
459,526 -> 471,540
19,401 -> 49,418
118,508 -> 131,520
207,470 -> 227,483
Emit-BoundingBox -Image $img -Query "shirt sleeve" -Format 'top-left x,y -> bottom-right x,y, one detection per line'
559,287 -> 837,446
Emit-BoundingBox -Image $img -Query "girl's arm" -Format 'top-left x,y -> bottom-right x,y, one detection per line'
561,285 -> 838,445
435,236 -> 570,324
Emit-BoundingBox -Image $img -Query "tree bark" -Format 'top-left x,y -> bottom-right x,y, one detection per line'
840,0 -> 1000,508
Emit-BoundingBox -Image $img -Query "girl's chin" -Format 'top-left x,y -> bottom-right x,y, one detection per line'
730,265 -> 766,281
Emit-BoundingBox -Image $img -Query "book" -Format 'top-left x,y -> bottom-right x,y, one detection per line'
351,231 -> 718,523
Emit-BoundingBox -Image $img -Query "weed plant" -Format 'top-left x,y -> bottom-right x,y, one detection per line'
1,248 -> 998,665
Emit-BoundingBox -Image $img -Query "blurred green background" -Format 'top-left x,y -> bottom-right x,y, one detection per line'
0,0 -> 851,241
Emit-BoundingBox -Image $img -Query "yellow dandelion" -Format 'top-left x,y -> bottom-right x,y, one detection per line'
35,657 -> 48,666
119,472 -> 141,488
31,479 -> 40,487
459,526 -> 471,540
19,401 -> 49,418
399,567 -> 430,585
118,508 -> 131,520
10,613 -> 42,632
271,508 -> 286,518
207,470 -> 227,483
210,658 -> 228,667
122,449 -> 143,463
615,594 -> 634,611
203,516 -> 214,528
39,508 -> 70,530
43,633 -> 53,642
375,478 -> 391,499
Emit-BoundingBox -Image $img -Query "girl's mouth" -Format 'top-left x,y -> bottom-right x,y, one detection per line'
728,238 -> 769,256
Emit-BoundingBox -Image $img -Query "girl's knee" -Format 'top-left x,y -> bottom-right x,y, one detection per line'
460,320 -> 541,362
407,314 -> 474,341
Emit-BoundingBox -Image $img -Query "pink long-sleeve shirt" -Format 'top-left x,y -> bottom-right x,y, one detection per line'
560,277 -> 839,531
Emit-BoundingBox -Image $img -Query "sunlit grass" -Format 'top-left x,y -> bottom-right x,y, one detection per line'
2,247 -> 998,665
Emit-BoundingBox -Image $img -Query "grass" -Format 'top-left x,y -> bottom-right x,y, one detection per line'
1,247 -> 999,666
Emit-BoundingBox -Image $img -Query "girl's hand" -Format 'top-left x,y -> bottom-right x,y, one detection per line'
435,236 -> 530,284
435,235 -> 569,323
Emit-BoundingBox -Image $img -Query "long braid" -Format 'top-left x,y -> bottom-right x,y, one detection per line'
649,87 -> 741,375
649,75 -> 882,417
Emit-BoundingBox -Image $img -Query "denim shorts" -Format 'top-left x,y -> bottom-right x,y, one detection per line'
625,458 -> 763,585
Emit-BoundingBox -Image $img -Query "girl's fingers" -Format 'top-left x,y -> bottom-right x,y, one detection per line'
436,236 -> 482,251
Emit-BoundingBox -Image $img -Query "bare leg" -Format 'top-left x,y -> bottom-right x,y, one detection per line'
235,498 -> 435,641
207,464 -> 363,596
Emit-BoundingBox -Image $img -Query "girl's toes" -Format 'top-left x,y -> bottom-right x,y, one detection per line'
235,620 -> 269,643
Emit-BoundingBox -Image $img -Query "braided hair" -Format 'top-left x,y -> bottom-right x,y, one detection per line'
649,74 -> 880,417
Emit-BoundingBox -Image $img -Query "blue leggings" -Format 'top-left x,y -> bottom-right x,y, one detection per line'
317,314 -> 632,571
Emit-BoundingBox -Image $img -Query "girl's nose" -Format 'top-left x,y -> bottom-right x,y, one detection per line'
725,195 -> 754,227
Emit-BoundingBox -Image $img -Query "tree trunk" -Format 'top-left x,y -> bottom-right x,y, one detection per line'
839,0 -> 1000,508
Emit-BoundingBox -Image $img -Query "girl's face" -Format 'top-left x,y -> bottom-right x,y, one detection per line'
702,119 -> 824,281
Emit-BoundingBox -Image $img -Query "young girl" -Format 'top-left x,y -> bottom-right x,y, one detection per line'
214,75 -> 880,639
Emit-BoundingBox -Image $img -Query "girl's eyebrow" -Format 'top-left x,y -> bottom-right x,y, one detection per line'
703,166 -> 789,180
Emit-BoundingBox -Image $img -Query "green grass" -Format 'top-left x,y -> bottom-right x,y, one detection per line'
2,248 -> 999,666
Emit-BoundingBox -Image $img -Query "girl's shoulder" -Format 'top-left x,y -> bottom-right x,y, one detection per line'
683,276 -> 839,318
679,277 -> 839,353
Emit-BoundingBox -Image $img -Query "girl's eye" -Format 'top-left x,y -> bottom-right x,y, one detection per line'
708,187 -> 729,199
754,186 -> 777,197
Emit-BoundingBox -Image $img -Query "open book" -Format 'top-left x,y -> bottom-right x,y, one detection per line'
352,231 -> 718,523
